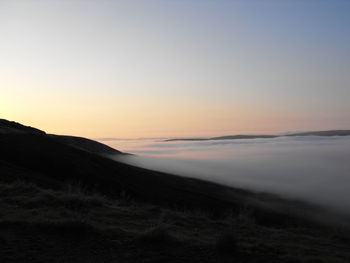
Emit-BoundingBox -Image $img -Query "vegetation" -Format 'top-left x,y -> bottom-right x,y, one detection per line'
0,180 -> 350,263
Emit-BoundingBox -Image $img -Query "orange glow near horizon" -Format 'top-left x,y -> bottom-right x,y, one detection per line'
1,73 -> 348,138
1,1 -> 349,138
1,92 -> 344,139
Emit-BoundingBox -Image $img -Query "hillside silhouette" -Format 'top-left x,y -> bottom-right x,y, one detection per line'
1,119 -> 350,263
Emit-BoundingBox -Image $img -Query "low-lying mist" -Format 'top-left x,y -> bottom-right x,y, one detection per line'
107,136 -> 350,215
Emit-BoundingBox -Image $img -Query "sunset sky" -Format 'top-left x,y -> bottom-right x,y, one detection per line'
1,0 -> 349,138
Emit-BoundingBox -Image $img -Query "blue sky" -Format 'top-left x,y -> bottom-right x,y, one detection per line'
1,0 -> 349,137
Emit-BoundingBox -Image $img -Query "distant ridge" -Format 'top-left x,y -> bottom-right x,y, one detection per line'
286,130 -> 350,137
165,130 -> 350,142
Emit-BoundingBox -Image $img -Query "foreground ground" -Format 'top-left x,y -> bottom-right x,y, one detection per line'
0,180 -> 350,263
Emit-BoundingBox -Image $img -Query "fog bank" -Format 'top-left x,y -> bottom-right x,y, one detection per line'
108,136 -> 350,215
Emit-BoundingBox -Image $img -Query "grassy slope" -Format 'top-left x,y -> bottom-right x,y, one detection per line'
1,119 -> 350,262
1,130 -> 329,226
0,181 -> 349,263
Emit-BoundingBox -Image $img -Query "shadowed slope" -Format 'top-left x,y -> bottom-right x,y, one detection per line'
1,180 -> 349,263
1,120 -> 350,262
0,119 -> 45,135
0,119 -> 248,213
0,119 -> 346,227
49,135 -> 123,155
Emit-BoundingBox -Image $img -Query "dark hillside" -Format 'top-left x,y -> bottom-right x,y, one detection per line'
0,120 -> 347,225
49,135 -> 123,155
0,120 -> 265,216
0,180 -> 349,263
1,120 -> 350,262
0,119 -> 334,225
0,119 -> 45,135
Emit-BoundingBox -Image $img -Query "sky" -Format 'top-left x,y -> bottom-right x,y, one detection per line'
1,0 -> 349,138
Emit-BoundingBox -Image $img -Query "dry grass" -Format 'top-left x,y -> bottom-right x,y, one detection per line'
0,180 -> 350,263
